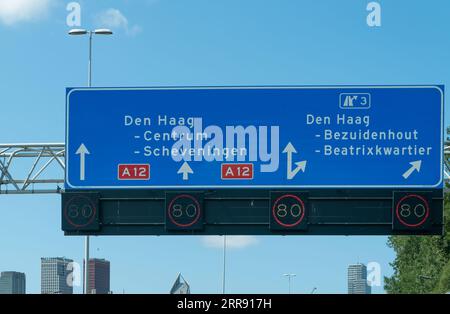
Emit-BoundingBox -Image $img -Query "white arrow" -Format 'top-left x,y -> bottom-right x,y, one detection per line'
282,142 -> 307,180
402,160 -> 422,179
75,143 -> 90,181
177,161 -> 193,181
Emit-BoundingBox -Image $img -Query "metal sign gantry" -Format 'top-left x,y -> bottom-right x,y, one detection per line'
0,143 -> 65,194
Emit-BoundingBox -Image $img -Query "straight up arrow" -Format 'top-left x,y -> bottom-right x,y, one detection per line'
76,143 -> 90,181
177,161 -> 193,181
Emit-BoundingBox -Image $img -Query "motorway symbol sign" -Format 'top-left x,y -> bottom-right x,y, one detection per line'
65,86 -> 444,190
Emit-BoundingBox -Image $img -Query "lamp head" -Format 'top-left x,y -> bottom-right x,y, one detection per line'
68,29 -> 88,36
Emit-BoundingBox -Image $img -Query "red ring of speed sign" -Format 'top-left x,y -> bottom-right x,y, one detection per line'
395,194 -> 430,228
272,194 -> 306,228
167,194 -> 201,228
64,195 -> 97,228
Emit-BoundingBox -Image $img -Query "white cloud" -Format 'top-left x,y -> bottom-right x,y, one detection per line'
95,8 -> 141,36
0,0 -> 52,25
202,236 -> 259,249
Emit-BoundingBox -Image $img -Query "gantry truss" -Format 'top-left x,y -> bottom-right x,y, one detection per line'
0,143 -> 65,194
0,142 -> 449,194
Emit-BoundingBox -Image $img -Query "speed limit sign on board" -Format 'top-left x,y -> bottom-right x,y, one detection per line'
62,192 -> 100,232
270,192 -> 308,231
165,193 -> 204,231
392,192 -> 433,231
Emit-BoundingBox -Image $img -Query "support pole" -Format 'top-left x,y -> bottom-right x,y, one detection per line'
222,235 -> 226,294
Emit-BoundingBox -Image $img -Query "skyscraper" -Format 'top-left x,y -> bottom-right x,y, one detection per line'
0,272 -> 26,294
41,257 -> 74,294
85,258 -> 110,294
348,263 -> 371,294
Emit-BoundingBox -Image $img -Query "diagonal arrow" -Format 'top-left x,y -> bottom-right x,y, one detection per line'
282,142 -> 307,180
75,143 -> 90,181
177,161 -> 193,180
402,160 -> 422,179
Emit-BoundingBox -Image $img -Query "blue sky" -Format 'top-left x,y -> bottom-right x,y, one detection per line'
0,0 -> 448,294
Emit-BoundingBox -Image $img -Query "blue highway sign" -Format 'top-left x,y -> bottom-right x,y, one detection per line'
65,86 -> 444,189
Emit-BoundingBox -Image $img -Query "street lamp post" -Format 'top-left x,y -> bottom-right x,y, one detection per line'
283,274 -> 296,294
222,235 -> 226,294
68,29 -> 113,87
68,28 -> 113,295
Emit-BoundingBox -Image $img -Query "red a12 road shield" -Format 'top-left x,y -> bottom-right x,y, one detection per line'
118,164 -> 150,180
221,163 -> 254,180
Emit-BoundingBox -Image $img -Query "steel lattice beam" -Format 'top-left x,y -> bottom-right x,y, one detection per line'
0,143 -> 65,194
0,142 -> 449,194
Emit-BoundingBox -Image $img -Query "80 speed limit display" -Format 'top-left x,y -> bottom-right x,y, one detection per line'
270,192 -> 308,231
62,193 -> 99,231
393,192 -> 433,230
165,193 -> 204,231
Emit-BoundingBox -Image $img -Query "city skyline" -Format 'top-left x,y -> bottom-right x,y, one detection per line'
2,257 -> 380,294
2,259 -> 375,294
